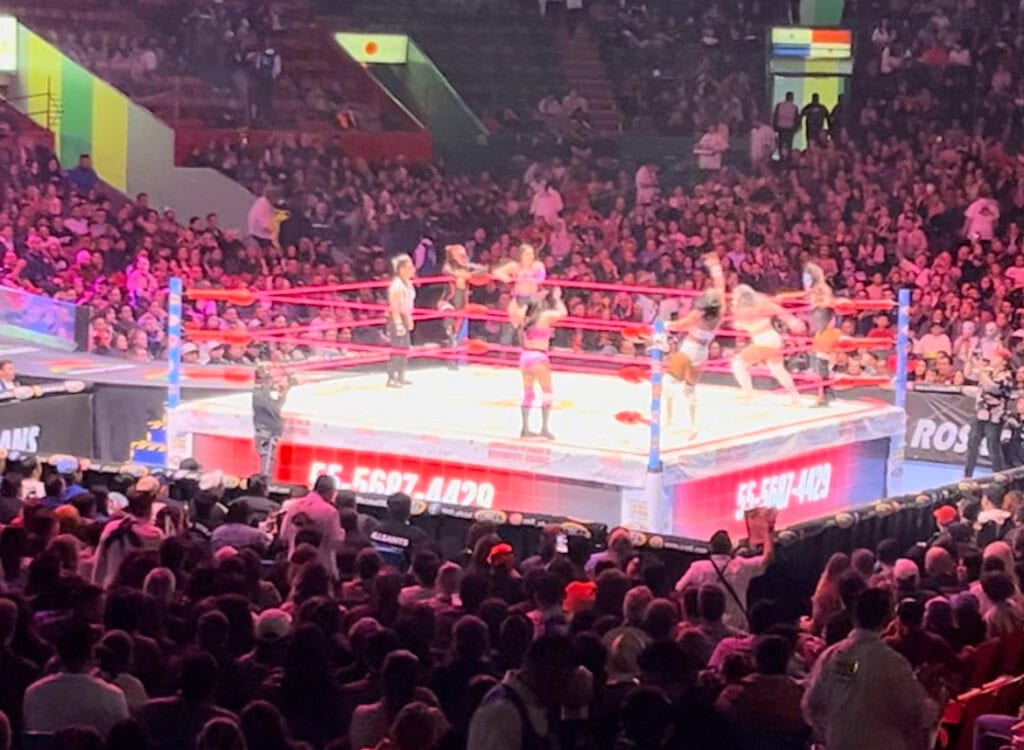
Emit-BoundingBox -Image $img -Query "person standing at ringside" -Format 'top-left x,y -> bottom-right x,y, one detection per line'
519,288 -> 566,439
387,254 -> 416,388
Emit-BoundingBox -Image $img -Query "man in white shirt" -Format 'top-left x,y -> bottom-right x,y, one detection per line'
772,92 -> 800,160
634,163 -> 659,208
279,474 -> 345,579
92,476 -> 165,588
963,189 -> 1000,240
674,529 -> 774,631
803,588 -> 938,750
24,618 -> 129,737
749,116 -> 777,172
693,124 -> 728,171
247,189 -> 275,245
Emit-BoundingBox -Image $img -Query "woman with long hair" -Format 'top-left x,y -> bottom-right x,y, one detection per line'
517,288 -> 566,439
811,552 -> 851,634
493,243 -> 546,328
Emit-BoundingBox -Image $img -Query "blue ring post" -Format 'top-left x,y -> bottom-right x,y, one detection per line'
648,320 -> 665,472
888,287 -> 911,492
895,288 -> 910,410
167,277 -> 183,415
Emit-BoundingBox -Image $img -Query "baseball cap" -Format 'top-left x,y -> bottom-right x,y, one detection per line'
254,609 -> 292,642
108,492 -> 129,512
486,542 -> 514,565
933,505 -> 958,526
53,455 -> 79,474
564,580 -> 597,615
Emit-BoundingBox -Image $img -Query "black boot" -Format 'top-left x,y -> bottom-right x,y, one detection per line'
386,356 -> 401,387
398,356 -> 412,386
540,405 -> 555,440
520,406 -> 536,438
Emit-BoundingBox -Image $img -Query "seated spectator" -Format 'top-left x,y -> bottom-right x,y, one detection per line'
883,598 -> 957,671
981,572 -> 1024,638
715,634 -> 808,737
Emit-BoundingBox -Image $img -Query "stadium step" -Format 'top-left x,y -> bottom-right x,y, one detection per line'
549,23 -> 622,135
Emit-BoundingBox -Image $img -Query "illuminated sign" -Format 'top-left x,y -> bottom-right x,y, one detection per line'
669,440 -> 889,539
0,17 -> 16,73
335,32 -> 409,64
190,435 -> 621,521
771,27 -> 851,59
192,433 -> 890,540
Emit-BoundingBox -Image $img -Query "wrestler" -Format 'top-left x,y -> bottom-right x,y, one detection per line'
440,244 -> 487,352
802,261 -> 838,406
730,284 -> 806,404
386,254 -> 416,388
519,287 -> 566,439
664,255 -> 726,436
493,243 -> 546,328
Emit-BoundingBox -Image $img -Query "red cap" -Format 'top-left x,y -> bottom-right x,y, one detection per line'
486,542 -> 514,565
564,580 -> 597,614
933,505 -> 958,526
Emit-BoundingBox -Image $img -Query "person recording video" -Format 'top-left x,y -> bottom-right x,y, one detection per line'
253,366 -> 294,477
964,348 -> 1013,478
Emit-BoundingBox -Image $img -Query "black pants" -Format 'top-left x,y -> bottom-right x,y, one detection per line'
387,319 -> 411,382
254,428 -> 280,478
964,418 -> 1005,477
776,128 -> 795,159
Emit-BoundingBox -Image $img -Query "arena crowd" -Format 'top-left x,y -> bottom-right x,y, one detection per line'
0,452 -> 1021,750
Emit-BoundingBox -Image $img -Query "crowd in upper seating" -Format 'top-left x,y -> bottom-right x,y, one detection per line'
0,452 -> 1020,749
8,0 -> 1024,385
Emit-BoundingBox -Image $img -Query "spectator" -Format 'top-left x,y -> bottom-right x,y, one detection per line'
883,598 -> 957,671
279,475 -> 344,580
0,598 -> 39,737
0,361 -> 18,393
140,650 -> 237,750
800,93 -> 831,146
715,635 -> 808,738
349,649 -> 432,749
772,92 -> 799,160
211,501 -> 270,555
23,618 -> 129,737
803,588 -> 938,750
66,154 -> 99,194
675,530 -> 773,630
92,476 -> 164,588
466,634 -> 589,750
369,493 -> 428,568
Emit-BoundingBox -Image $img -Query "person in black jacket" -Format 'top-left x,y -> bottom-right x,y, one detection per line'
252,367 -> 293,477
